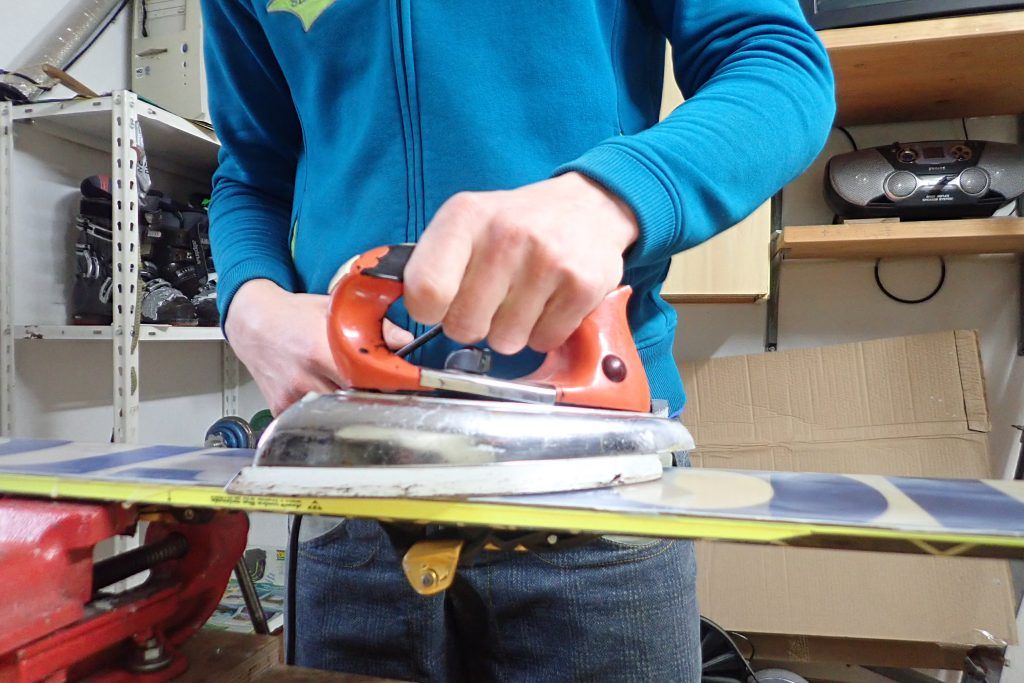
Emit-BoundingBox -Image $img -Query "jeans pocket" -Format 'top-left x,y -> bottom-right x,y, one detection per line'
600,535 -> 664,548
532,536 -> 675,570
298,517 -> 381,568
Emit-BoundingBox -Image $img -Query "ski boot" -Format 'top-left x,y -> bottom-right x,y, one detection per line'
73,176 -> 198,326
146,193 -> 220,326
191,275 -> 219,327
140,260 -> 198,326
191,213 -> 219,327
71,212 -> 114,325
145,198 -> 207,297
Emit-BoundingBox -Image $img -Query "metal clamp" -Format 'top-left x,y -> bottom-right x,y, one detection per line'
402,539 -> 464,596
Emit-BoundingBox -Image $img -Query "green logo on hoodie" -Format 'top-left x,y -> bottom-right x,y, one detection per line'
267,0 -> 336,32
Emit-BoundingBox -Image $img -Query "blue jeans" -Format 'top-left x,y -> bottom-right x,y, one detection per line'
290,518 -> 700,682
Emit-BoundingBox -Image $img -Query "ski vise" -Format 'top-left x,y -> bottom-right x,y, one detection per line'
0,499 -> 247,682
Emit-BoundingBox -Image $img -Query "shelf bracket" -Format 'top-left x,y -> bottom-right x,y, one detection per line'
1018,253 -> 1024,357
0,103 -> 13,436
222,343 -> 240,418
111,92 -> 142,444
764,191 -> 783,353
1017,116 -> 1024,357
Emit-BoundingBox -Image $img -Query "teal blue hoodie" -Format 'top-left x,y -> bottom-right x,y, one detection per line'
202,0 -> 835,412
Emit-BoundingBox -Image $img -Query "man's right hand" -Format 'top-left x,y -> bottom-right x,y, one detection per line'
226,279 -> 412,416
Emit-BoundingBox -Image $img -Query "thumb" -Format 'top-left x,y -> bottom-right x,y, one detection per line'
383,319 -> 415,351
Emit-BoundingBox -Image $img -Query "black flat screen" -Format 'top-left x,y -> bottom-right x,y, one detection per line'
799,0 -> 1024,29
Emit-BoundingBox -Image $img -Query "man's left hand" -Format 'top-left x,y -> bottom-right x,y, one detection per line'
403,172 -> 639,355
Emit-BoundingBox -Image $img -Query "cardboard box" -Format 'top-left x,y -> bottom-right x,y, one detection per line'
680,330 -> 1016,667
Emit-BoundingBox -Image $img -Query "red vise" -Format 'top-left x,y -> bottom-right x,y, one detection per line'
0,499 -> 247,682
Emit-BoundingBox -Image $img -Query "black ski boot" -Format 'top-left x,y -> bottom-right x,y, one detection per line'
140,260 -> 198,326
145,192 -> 220,326
191,212 -> 219,327
191,276 -> 219,327
71,212 -> 114,325
73,176 -> 197,326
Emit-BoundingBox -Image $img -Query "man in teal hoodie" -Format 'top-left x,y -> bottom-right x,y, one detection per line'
202,1 -> 835,680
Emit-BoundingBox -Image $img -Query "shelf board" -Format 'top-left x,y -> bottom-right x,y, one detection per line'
11,93 -> 219,177
14,324 -> 225,342
778,218 -> 1024,259
821,11 -> 1024,125
662,293 -> 766,304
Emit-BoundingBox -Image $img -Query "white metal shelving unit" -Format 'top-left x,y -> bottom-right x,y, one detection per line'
0,90 -> 238,443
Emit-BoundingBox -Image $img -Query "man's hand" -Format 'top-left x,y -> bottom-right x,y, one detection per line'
226,279 -> 412,415
404,172 -> 638,355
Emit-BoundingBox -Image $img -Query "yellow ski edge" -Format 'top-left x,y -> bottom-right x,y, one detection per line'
1,473 -> 1021,553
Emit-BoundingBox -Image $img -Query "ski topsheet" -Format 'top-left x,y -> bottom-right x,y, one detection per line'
0,438 -> 1021,559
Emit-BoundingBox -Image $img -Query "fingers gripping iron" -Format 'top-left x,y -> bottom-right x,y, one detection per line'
328,244 -> 652,413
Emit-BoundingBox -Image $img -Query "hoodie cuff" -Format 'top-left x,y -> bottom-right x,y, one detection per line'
218,259 -> 300,339
555,143 -> 680,268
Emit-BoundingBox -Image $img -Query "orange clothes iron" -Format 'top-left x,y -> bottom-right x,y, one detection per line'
327,244 -> 652,413
227,244 -> 692,500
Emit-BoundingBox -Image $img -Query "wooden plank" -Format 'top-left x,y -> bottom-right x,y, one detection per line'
661,293 -> 765,304
254,665 -> 406,682
177,630 -> 279,682
744,633 -> 981,671
659,47 -> 771,303
779,219 -> 1024,259
662,203 -> 771,302
820,11 -> 1024,125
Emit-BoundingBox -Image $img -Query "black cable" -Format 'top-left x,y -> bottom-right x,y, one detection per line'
962,118 -> 970,141
64,0 -> 130,71
833,125 -> 947,306
23,94 -> 110,104
142,0 -> 149,37
836,125 -> 858,151
285,514 -> 302,665
874,257 -> 946,304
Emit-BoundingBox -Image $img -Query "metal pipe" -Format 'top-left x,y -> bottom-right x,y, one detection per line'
92,532 -> 188,592
0,0 -> 126,102
234,558 -> 270,635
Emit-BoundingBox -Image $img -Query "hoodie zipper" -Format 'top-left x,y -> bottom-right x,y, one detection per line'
391,0 -> 424,242
391,0 -> 426,344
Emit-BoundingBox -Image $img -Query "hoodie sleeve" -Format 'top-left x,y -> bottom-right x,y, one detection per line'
556,0 -> 836,269
201,0 -> 303,327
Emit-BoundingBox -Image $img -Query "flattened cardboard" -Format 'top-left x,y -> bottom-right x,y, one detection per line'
680,330 -> 1016,654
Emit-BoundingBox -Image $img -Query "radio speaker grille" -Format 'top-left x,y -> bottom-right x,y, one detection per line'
828,149 -> 891,206
884,171 -> 917,199
958,168 -> 989,196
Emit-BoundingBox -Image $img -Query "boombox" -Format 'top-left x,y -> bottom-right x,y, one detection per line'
825,140 -> 1024,220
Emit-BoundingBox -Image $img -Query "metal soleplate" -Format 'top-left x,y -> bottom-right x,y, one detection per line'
246,391 -> 693,470
227,454 -> 663,498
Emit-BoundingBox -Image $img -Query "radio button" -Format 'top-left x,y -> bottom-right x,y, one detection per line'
951,144 -> 973,162
897,147 -> 918,163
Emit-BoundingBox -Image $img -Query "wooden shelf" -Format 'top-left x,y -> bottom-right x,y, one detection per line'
778,218 -> 1024,259
821,11 -> 1024,125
